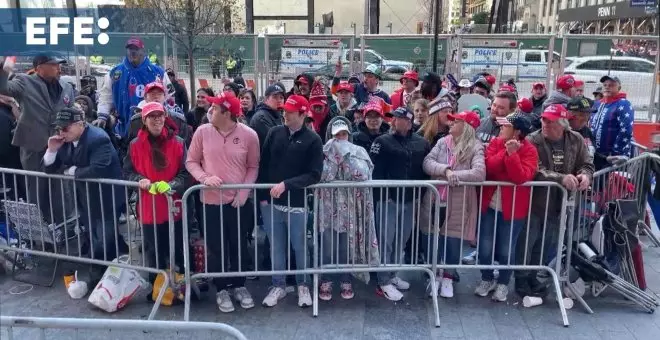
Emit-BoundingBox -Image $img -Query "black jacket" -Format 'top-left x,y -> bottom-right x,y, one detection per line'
369,130 -> 431,202
352,121 -> 390,154
258,125 -> 323,207
43,125 -> 125,225
250,103 -> 283,147
171,81 -> 190,114
0,104 -> 20,170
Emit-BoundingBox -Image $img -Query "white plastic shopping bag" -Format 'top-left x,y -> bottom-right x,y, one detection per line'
88,255 -> 148,313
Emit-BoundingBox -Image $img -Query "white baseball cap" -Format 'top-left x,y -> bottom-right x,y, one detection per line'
331,120 -> 350,136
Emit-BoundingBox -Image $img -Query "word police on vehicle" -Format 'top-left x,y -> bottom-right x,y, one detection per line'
25,16 -> 110,46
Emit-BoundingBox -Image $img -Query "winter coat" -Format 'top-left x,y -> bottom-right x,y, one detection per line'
352,121 -> 389,153
249,103 -> 282,146
317,139 -> 380,283
420,136 -> 486,241
124,120 -> 187,224
589,93 -> 634,169
480,137 -> 539,221
527,129 -> 594,217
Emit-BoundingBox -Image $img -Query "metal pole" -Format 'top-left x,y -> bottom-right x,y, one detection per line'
546,34 -> 555,89
432,0 -> 440,73
650,39 -> 659,122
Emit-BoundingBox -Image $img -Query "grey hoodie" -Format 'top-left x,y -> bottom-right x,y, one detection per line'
324,115 -> 354,143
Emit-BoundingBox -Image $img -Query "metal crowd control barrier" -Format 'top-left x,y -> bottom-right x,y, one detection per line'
0,167 -> 180,320
180,180 -> 577,327
565,153 -> 660,314
180,181 -> 443,326
426,180 -> 571,327
0,316 -> 248,340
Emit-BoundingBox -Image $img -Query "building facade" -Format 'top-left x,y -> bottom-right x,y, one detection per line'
557,0 -> 658,35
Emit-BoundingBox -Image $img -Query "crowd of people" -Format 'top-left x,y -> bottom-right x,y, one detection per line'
0,36 -> 637,313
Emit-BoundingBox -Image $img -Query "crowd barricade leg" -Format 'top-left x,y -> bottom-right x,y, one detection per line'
0,167 -> 178,320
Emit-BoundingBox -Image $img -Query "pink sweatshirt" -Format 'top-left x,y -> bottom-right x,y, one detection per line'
186,123 -> 260,205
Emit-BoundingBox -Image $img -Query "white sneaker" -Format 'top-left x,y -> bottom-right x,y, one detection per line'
233,287 -> 255,309
474,280 -> 497,297
462,250 -> 477,265
262,287 -> 286,307
297,285 -> 312,307
426,276 -> 442,297
379,284 -> 403,301
440,278 -> 454,298
216,290 -> 235,313
390,277 -> 410,291
492,284 -> 508,302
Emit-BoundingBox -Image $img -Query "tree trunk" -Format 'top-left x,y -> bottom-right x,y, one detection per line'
188,47 -> 196,107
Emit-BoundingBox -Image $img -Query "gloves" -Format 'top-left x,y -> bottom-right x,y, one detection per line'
148,181 -> 172,195
64,166 -> 77,176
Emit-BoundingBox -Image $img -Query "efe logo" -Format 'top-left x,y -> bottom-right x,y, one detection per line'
26,17 -> 110,46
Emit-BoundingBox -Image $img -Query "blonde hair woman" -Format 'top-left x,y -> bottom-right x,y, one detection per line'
413,98 -> 430,131
419,111 -> 485,298
418,98 -> 453,147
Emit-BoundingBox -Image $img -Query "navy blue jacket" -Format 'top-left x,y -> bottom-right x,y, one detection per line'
44,125 -> 125,224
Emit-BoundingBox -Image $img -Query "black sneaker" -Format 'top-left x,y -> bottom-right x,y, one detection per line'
529,277 -> 549,298
514,277 -> 531,297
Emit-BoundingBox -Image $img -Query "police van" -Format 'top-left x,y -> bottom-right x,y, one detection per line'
278,38 -> 343,78
460,40 -> 560,81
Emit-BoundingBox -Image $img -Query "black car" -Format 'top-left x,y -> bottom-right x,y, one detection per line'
304,63 -> 405,82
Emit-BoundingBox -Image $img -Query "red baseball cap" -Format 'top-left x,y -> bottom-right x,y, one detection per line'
125,37 -> 145,49
141,102 -> 165,119
517,97 -> 534,114
336,82 -> 354,93
574,80 -> 585,87
498,84 -> 516,93
448,111 -> 481,129
400,70 -> 419,84
556,75 -> 576,90
207,91 -> 242,117
485,75 -> 497,86
532,82 -> 546,89
541,104 -> 570,121
145,82 -> 165,95
282,95 -> 309,114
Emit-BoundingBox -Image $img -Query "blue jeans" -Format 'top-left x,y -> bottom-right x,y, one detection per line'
477,208 -> 524,285
375,201 -> 414,285
260,204 -> 309,287
321,229 -> 352,284
420,233 -> 461,278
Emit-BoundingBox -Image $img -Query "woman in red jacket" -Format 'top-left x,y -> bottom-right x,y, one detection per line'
124,102 -> 188,285
475,112 -> 538,303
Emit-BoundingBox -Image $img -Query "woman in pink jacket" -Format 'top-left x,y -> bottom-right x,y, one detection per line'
420,111 -> 486,298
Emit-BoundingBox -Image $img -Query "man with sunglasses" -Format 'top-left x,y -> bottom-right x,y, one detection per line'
94,37 -> 172,140
43,107 -> 127,283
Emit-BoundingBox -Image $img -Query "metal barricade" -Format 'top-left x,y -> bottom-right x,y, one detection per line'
426,180 -> 571,327
263,34 -> 356,90
0,316 -> 248,340
565,153 -> 660,314
0,167 -> 180,320
559,34 -> 659,121
454,33 -> 557,90
179,181 -> 443,326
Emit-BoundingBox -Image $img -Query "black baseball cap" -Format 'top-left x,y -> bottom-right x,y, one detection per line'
567,97 -> 593,113
600,75 -> 621,84
265,83 -> 285,97
592,86 -> 603,95
54,108 -> 84,129
389,107 -> 414,120
33,53 -> 66,68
